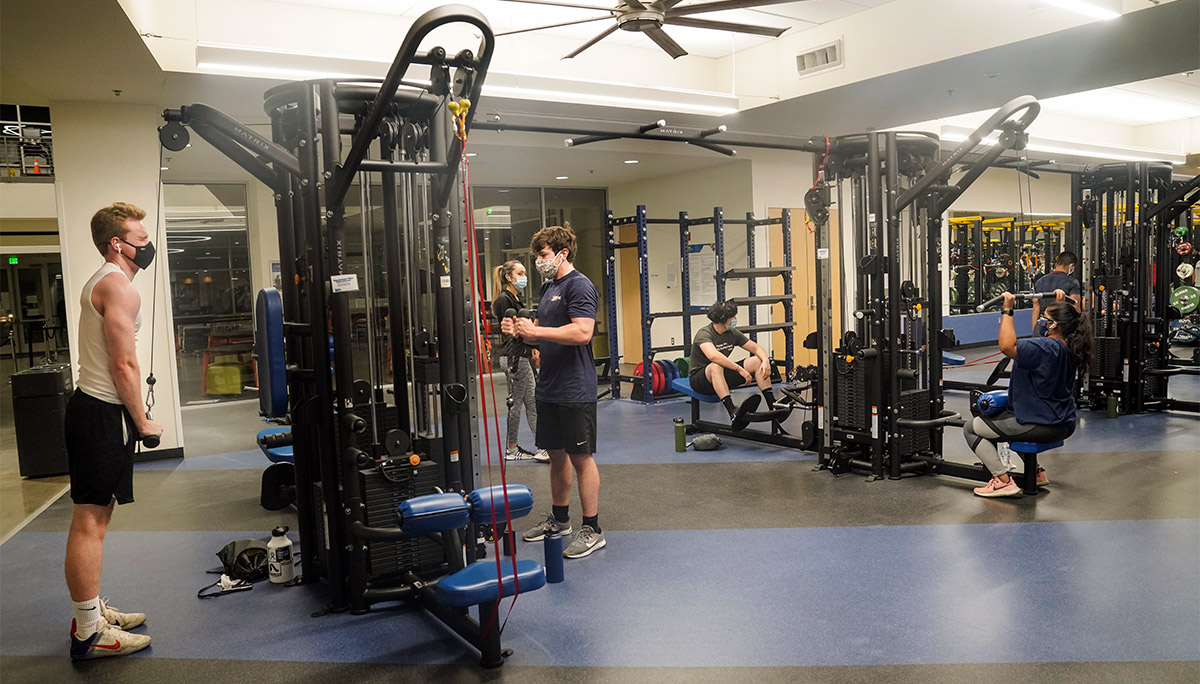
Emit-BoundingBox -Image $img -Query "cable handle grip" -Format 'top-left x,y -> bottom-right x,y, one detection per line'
975,292 -> 1078,313
138,412 -> 161,449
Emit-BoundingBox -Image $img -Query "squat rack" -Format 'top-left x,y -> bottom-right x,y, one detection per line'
603,205 -> 795,402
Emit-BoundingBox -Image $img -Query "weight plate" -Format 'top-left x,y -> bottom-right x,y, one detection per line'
675,357 -> 689,377
384,429 -> 410,457
1170,285 -> 1200,315
1178,262 -> 1195,280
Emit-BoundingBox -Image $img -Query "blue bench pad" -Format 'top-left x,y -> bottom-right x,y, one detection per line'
671,377 -> 721,403
1011,440 -> 1064,454
436,559 -> 546,607
396,493 -> 470,536
468,484 -> 534,524
257,427 -> 294,464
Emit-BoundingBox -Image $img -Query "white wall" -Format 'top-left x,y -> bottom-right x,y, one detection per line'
0,183 -> 57,218
946,167 -> 1073,216
52,101 -> 184,455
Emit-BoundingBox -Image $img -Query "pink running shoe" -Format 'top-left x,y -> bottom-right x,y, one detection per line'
974,476 -> 1021,497
1035,467 -> 1049,487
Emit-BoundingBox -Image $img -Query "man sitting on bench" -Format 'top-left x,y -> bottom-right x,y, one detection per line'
689,301 -> 775,430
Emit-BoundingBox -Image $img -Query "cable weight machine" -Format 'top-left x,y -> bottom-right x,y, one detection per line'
802,96 -> 1041,480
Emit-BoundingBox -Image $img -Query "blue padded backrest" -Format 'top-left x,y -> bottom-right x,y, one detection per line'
256,288 -> 287,418
396,492 -> 469,535
976,389 -> 1010,416
467,484 -> 534,524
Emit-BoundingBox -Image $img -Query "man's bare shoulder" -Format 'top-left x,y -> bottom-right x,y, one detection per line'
92,270 -> 138,315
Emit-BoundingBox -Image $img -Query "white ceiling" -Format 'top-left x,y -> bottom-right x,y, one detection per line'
1,0 -> 1197,184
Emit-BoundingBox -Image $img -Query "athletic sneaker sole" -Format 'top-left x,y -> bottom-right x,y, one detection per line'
521,527 -> 572,543
974,487 -> 1022,498
564,536 -> 606,559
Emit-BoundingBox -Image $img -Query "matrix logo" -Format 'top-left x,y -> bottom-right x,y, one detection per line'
658,127 -> 687,136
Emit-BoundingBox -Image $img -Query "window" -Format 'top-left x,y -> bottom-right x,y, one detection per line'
0,103 -> 53,177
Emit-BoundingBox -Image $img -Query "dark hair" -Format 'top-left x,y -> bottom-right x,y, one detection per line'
707,300 -> 737,324
530,222 -> 576,262
1055,251 -> 1078,268
1044,302 -> 1092,377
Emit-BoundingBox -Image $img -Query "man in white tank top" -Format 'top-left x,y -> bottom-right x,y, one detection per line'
65,202 -> 161,659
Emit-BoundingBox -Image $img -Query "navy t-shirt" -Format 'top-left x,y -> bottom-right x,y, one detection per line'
1009,337 -> 1076,426
1033,271 -> 1081,307
535,269 -> 598,403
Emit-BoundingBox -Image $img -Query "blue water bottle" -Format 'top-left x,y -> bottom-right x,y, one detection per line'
544,534 -> 564,583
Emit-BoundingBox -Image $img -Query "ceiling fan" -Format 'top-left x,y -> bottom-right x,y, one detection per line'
497,0 -> 800,59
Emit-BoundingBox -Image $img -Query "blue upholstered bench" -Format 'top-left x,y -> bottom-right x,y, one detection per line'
670,377 -> 721,403
396,484 -> 546,607
256,426 -> 293,463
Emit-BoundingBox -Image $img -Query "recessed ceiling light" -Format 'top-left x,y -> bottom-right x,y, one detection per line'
498,189 -> 510,193
160,166 -> 169,170
556,176 -> 568,180
624,160 -> 639,164
466,153 -> 477,157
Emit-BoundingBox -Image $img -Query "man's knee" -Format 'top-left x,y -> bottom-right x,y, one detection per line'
70,504 -> 113,536
705,363 -> 722,381
744,356 -> 761,372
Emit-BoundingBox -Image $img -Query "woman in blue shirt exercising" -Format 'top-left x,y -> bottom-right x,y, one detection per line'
963,290 -> 1093,497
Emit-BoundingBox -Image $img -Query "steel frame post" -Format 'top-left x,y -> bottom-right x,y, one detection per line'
604,209 -> 620,399
637,205 -> 652,403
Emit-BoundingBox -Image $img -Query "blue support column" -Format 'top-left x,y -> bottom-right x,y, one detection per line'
637,205 -> 653,403
604,209 -> 620,399
746,211 -> 757,336
680,211 -> 693,353
782,208 -> 795,375
714,206 -> 726,303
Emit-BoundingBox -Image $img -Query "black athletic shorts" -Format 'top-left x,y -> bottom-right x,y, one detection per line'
65,390 -> 136,506
535,401 -> 597,455
688,363 -> 748,396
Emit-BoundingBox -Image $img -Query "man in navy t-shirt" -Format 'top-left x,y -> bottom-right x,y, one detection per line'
1031,251 -> 1082,334
502,224 -> 605,560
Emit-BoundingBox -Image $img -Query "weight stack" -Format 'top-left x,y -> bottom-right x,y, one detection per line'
1091,337 -> 1123,379
834,355 -> 869,431
896,389 -> 932,458
361,459 -> 444,580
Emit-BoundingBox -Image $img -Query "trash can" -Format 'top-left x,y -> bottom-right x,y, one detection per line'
12,363 -> 73,478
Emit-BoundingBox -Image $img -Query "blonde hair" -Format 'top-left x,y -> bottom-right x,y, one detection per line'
90,202 -> 146,255
492,259 -> 523,300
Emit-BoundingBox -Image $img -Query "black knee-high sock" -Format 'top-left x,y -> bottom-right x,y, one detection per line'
722,395 -> 736,418
762,387 -> 776,408
583,515 -> 600,533
552,505 -> 569,524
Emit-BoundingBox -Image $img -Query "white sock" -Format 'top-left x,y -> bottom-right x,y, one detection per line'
73,597 -> 102,636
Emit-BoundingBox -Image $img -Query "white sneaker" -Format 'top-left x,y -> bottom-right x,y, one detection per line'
533,449 -> 550,463
100,597 -> 146,630
70,618 -> 151,660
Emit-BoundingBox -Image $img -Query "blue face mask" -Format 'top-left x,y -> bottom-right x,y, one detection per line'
728,318 -> 737,328
514,275 -> 528,290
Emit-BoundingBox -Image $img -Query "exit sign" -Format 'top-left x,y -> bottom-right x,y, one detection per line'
7,256 -> 16,265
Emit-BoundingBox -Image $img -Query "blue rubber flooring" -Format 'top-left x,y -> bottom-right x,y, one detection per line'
2,519 -> 1196,666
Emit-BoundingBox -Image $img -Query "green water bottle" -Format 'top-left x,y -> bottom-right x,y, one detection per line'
674,417 -> 686,452
1107,395 -> 1118,419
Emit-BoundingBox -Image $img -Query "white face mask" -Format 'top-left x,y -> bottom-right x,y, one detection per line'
535,252 -> 562,279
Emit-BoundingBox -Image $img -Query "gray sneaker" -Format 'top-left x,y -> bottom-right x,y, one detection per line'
563,525 -> 606,559
521,513 -> 572,542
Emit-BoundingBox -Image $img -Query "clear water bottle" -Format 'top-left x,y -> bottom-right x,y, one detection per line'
267,525 -> 295,584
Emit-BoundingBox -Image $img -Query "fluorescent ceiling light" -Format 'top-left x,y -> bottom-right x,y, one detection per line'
466,153 -> 477,157
555,176 -> 568,180
1040,88 -> 1200,126
940,128 -> 1186,164
624,159 -> 639,164
1040,0 -> 1120,20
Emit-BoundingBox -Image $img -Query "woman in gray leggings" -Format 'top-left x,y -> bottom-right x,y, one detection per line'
491,260 -> 548,462
963,291 -> 1092,497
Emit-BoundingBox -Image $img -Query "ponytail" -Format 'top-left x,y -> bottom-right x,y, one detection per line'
491,260 -> 523,301
1044,302 -> 1092,377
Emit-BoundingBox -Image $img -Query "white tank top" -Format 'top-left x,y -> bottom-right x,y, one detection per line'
76,262 -> 141,404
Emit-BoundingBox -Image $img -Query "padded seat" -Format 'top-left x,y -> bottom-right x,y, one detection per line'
942,351 -> 966,365
435,559 -> 546,608
1010,440 -> 1063,454
257,427 -> 294,463
670,377 -> 720,403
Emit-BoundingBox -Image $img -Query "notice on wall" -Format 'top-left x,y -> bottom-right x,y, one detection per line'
665,260 -> 678,289
689,248 -> 717,307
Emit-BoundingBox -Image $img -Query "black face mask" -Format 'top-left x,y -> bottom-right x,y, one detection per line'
119,238 -> 156,270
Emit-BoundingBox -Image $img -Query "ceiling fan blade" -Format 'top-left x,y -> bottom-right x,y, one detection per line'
655,0 -> 689,9
644,26 -> 688,59
498,15 -> 615,37
497,0 -> 620,11
665,16 -> 786,37
624,0 -> 650,8
563,24 -> 620,59
668,0 -> 806,18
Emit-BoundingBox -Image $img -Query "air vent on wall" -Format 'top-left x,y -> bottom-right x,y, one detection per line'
795,39 -> 842,78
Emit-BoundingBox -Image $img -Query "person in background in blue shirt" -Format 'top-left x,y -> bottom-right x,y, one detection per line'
963,290 -> 1092,497
502,224 -> 606,559
1031,251 -> 1082,335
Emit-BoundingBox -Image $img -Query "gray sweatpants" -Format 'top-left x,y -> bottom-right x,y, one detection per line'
962,411 -> 1074,476
501,356 -> 537,446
